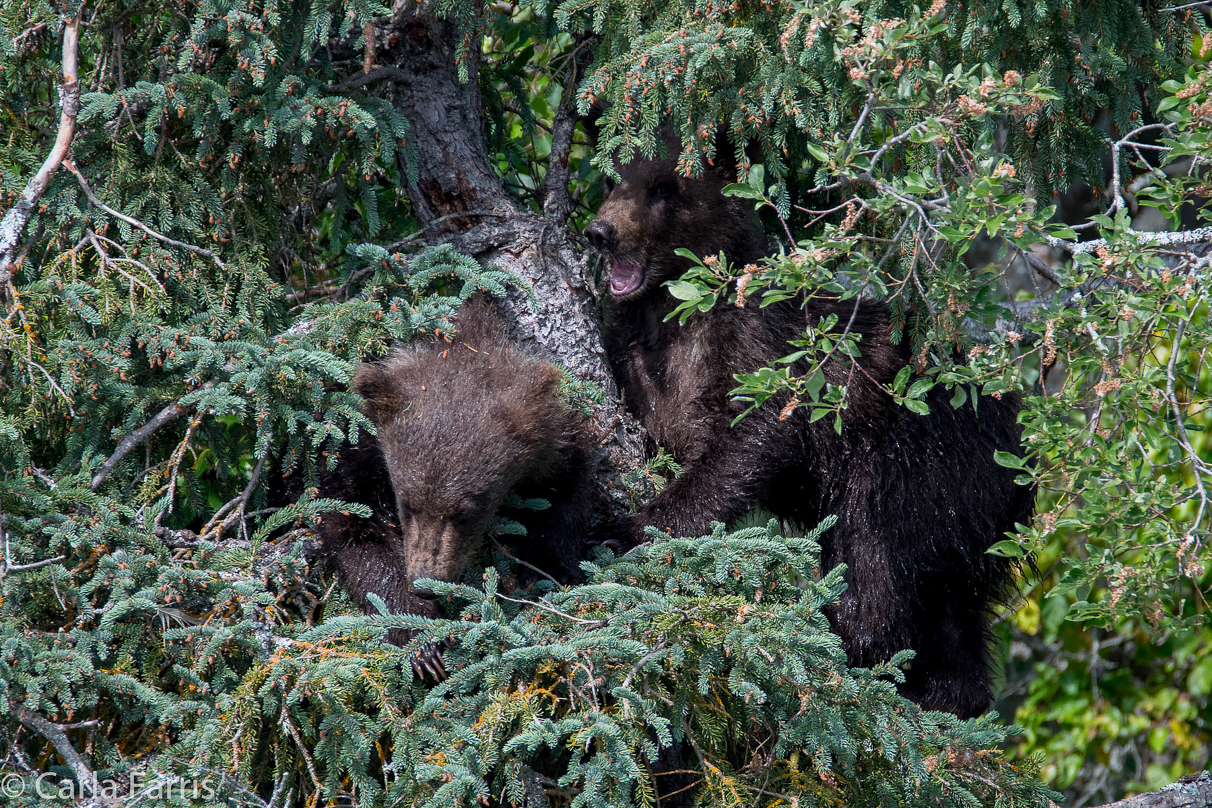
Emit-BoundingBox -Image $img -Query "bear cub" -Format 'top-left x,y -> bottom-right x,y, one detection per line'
314,299 -> 595,677
584,134 -> 1034,718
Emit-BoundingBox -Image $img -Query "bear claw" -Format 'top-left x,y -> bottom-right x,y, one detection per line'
411,643 -> 447,681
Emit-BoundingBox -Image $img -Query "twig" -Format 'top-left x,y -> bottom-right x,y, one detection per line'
199,452 -> 268,540
620,639 -> 667,690
1165,319 -> 1209,538
64,160 -> 227,273
280,704 -> 323,797
494,592 -> 608,626
325,64 -> 411,92
0,7 -> 83,281
0,499 -> 65,580
489,538 -> 558,584
10,22 -> 48,52
90,402 -> 191,491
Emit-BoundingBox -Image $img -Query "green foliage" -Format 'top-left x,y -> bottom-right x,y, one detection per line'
1,519 -> 1059,807
1,0 -> 1209,803
563,0 -> 1212,799
1000,557 -> 1212,803
567,0 -> 1186,207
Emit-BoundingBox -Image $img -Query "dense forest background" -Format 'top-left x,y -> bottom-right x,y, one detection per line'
0,0 -> 1210,806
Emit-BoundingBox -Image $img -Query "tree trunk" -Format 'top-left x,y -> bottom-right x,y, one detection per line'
1091,774 -> 1212,808
380,3 -> 648,506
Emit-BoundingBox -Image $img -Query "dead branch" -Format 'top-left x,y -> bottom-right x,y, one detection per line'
0,8 -> 83,281
90,402 -> 191,491
0,499 -> 65,580
64,161 -> 227,273
10,703 -> 97,791
1092,773 -> 1212,808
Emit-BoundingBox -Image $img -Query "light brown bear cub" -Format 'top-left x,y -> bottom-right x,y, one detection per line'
316,299 -> 594,677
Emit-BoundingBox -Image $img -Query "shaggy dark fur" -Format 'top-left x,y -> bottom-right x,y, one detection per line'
584,140 -> 1035,718
311,299 -> 595,675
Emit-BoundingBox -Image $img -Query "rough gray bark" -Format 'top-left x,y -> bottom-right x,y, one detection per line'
379,3 -> 647,504
1091,773 -> 1212,808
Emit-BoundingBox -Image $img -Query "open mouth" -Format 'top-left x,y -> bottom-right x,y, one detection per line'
609,258 -> 645,296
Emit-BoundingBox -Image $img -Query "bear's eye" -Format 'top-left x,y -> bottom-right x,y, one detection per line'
602,177 -> 616,196
649,180 -> 676,201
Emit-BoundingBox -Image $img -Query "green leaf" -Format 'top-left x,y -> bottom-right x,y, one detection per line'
805,141 -> 830,163
666,281 -> 703,301
722,183 -> 763,199
1188,657 -> 1212,696
804,369 -> 826,401
994,450 -> 1028,470
892,366 -> 912,394
986,540 -> 1025,558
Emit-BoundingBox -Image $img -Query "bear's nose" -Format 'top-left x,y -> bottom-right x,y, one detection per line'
584,220 -> 617,251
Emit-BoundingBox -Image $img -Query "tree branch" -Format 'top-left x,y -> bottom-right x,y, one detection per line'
10,703 -> 96,791
543,41 -> 593,223
1046,225 -> 1212,255
89,402 -> 191,491
1092,773 -> 1212,808
0,7 -> 83,281
64,160 -> 227,273
0,499 -> 65,580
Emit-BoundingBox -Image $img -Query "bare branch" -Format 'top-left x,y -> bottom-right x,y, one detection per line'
1046,226 -> 1212,255
10,703 -> 96,791
1092,772 -> 1212,808
544,41 -> 594,223
1164,320 -> 1209,536
0,8 -> 83,281
64,161 -> 227,273
362,20 -> 376,74
199,452 -> 268,540
90,402 -> 191,491
0,499 -> 65,580
325,64 -> 411,93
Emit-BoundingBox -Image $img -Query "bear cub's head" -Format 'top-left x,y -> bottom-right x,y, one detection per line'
352,307 -> 578,593
583,129 -> 768,302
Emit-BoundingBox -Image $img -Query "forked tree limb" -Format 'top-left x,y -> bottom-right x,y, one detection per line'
0,8 -> 83,281
543,40 -> 594,223
10,702 -> 98,791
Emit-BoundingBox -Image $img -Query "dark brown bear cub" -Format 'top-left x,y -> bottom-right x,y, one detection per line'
584,139 -> 1034,718
315,299 -> 594,677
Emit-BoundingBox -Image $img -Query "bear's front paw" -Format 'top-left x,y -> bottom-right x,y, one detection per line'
410,642 -> 447,682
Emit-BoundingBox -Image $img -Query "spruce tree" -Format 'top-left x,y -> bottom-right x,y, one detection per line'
0,0 -> 1208,805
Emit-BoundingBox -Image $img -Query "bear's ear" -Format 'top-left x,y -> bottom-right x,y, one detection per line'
353,362 -> 403,425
